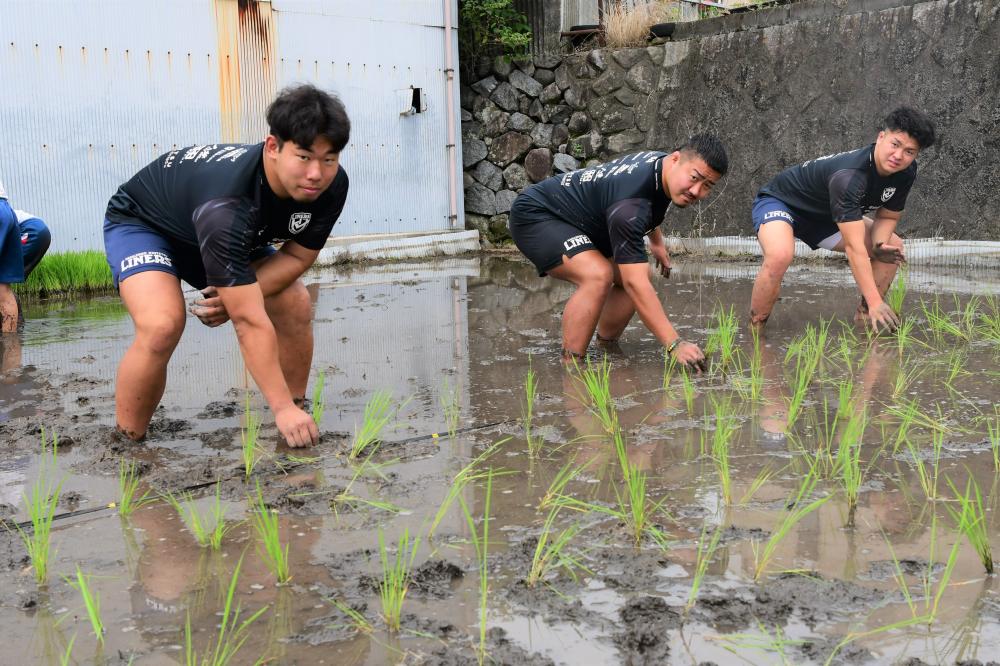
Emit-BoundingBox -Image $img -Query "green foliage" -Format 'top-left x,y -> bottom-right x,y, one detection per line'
14,251 -> 113,296
459,0 -> 532,67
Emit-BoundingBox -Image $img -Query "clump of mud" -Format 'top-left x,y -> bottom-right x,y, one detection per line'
613,595 -> 681,665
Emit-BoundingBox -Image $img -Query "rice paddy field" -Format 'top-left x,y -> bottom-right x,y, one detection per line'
1,254 -> 999,665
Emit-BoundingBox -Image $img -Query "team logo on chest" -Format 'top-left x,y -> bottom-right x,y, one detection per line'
289,212 -> 312,234
881,187 -> 896,202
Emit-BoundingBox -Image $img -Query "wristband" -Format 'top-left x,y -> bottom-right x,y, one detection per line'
666,338 -> 682,356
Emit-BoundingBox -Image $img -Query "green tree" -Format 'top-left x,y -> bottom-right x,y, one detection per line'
459,0 -> 532,69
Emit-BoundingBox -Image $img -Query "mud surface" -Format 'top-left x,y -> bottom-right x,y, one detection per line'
1,256 -> 999,665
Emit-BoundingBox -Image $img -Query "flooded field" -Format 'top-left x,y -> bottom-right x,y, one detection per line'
2,254 -> 999,665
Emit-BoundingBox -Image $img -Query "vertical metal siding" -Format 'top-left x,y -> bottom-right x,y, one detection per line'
0,0 -> 460,252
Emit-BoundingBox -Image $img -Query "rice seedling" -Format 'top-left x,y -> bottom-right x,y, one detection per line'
890,318 -> 919,352
891,361 -> 928,401
521,361 -> 541,456
680,370 -> 696,414
165,483 -> 233,550
717,621 -> 805,664
886,514 -> 963,624
833,406 -> 867,527
705,303 -> 739,370
249,482 -> 290,584
662,350 -> 678,390
526,504 -> 589,588
66,565 -> 103,644
613,430 -> 670,548
988,409 -> 1000,474
753,462 -> 829,580
906,429 -> 945,502
738,465 -> 778,505
59,634 -> 76,666
325,597 -> 373,634
539,459 -> 585,510
978,295 -> 1000,344
241,395 -> 263,480
822,615 -> 930,666
710,398 -> 740,506
943,348 -> 967,389
439,378 -> 462,439
13,250 -> 114,296
377,527 -> 420,632
428,439 -> 506,537
685,522 -> 722,612
13,431 -> 63,585
945,474 -> 993,574
784,321 -> 829,427
457,468 -> 493,665
575,355 -> 618,435
184,553 -> 268,666
920,297 -> 967,345
311,370 -> 325,427
886,265 -> 907,313
116,458 -> 153,518
351,390 -> 395,459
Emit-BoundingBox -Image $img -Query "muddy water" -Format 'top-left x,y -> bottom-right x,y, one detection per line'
2,255 -> 999,665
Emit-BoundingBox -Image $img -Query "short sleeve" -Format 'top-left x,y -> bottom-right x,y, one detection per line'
191,197 -> 258,287
880,172 -> 915,213
607,197 -> 653,264
828,169 -> 867,223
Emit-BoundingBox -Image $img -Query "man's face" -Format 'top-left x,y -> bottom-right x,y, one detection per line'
873,130 -> 920,176
663,152 -> 721,208
265,135 -> 339,202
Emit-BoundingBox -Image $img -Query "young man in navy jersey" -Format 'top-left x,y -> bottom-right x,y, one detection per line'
509,134 -> 728,370
104,84 -> 350,447
749,107 -> 936,332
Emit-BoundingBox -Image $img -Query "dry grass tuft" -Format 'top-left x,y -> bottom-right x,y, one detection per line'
604,1 -> 678,48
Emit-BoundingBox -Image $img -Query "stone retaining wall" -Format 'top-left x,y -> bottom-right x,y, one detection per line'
460,0 -> 999,245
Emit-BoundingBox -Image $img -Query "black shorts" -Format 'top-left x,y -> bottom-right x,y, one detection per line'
509,196 -> 609,276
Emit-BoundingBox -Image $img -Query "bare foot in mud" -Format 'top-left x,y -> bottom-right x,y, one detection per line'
115,424 -> 146,443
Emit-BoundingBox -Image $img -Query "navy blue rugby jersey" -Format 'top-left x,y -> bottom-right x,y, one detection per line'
520,151 -> 671,264
759,144 -> 916,224
106,143 -> 349,286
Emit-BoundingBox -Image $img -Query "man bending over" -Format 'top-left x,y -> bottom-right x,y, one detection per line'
749,107 -> 936,332
509,135 -> 728,370
104,84 -> 350,447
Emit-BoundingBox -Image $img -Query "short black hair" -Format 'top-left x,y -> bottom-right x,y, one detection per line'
883,107 -> 936,149
267,84 -> 351,152
678,133 -> 728,176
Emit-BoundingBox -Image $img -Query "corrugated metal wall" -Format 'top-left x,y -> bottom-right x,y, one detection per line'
0,0 -> 462,253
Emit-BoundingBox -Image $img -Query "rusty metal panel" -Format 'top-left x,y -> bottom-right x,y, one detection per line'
0,0 -> 461,252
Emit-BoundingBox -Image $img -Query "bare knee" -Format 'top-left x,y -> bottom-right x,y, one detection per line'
761,251 -> 793,277
578,262 -> 614,297
135,315 -> 184,357
267,281 -> 313,330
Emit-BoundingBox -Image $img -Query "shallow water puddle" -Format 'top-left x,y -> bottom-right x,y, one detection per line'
2,256 -> 1000,664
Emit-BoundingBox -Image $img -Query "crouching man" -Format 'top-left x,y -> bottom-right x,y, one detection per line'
509,135 -> 728,370
104,84 -> 350,447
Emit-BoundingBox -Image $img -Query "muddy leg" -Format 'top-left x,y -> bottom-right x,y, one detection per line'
548,250 -> 614,357
0,284 -> 16,333
264,279 -> 313,401
116,271 -> 186,440
596,263 -> 636,343
749,221 -> 795,329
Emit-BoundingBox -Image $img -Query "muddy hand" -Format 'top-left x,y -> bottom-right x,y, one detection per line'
672,340 -> 707,374
651,247 -> 672,278
873,241 -> 905,265
189,286 -> 230,327
276,405 -> 319,448
868,302 -> 900,334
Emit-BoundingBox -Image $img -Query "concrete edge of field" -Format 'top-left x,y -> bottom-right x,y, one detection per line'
316,230 -> 481,266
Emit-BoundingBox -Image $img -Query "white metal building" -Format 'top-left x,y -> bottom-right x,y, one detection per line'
0,0 -> 464,253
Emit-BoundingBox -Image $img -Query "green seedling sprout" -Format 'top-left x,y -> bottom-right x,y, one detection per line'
66,566 -> 103,645
988,409 -> 1000,474
888,514 -> 963,625
428,439 -> 506,537
539,459 -> 585,510
739,465 -> 777,505
944,348 -> 967,389
945,475 -> 993,574
456,468 -> 493,665
886,265 -> 907,313
249,482 -> 290,584
920,297 -> 967,346
705,303 -> 739,370
680,370 -> 696,414
575,355 -> 618,435
325,597 -> 373,634
613,430 -> 669,548
12,430 -> 63,585
662,349 -> 678,390
527,504 -> 589,589
184,553 -> 268,666
522,360 -> 541,456
906,429 -> 945,502
311,370 -> 325,427
753,461 -> 829,581
685,522 -> 722,613
710,398 -> 740,505
59,634 -> 76,666
377,527 -> 420,633
241,394 -> 263,480
440,378 -> 461,439
351,389 -> 395,459
979,295 -> 1000,344
717,621 -> 805,664
165,483 -> 233,550
117,458 -> 153,518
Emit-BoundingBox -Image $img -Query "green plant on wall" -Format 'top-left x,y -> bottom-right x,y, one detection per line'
459,0 -> 532,67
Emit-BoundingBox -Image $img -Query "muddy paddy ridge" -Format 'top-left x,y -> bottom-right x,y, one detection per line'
2,255 -> 999,665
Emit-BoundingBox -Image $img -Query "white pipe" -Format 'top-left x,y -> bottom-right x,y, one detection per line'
444,0 -> 459,229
